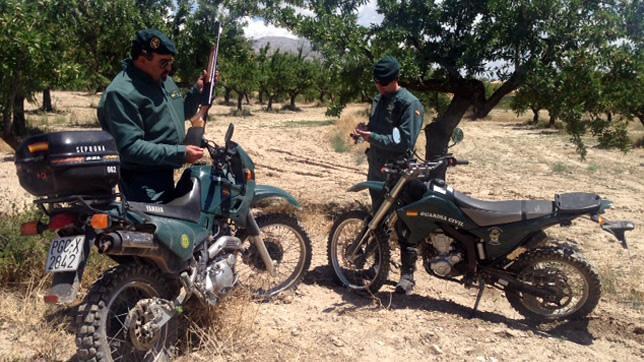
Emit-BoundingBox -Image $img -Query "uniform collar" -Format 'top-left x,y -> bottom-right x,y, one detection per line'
380,87 -> 403,100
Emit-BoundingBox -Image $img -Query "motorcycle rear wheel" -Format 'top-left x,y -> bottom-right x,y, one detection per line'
327,210 -> 390,294
76,264 -> 179,361
505,248 -> 601,321
237,213 -> 312,298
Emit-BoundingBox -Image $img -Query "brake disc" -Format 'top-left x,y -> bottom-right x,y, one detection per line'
125,298 -> 161,351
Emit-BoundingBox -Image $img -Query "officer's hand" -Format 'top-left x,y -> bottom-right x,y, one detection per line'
186,145 -> 205,163
355,128 -> 372,142
196,70 -> 207,92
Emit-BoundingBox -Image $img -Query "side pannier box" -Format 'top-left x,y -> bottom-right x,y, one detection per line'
15,131 -> 120,198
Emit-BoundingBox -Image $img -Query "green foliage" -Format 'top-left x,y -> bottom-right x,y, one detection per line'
242,0 -> 639,160
551,162 -> 569,174
0,209 -> 49,285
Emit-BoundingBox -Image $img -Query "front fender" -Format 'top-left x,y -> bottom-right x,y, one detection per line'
348,181 -> 385,193
253,184 -> 301,209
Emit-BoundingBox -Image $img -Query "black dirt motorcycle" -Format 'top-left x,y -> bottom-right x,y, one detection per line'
327,135 -> 634,321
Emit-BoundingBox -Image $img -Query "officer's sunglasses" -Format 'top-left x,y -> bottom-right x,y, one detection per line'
159,58 -> 175,69
375,79 -> 392,87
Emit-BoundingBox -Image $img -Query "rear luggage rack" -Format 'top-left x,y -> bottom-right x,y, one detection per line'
555,193 -> 601,214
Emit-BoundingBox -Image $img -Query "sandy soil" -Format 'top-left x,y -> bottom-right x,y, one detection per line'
0,91 -> 642,361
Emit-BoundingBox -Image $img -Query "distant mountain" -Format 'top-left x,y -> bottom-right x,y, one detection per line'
252,36 -> 320,59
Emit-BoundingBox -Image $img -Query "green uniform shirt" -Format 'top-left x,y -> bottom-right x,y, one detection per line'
366,87 -> 424,210
98,59 -> 201,171
368,87 -> 424,160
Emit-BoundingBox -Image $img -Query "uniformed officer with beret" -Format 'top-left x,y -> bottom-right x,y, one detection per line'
98,29 -> 209,204
352,55 -> 424,295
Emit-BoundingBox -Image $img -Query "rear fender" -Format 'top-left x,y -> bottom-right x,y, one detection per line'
348,181 -> 384,193
253,184 -> 301,209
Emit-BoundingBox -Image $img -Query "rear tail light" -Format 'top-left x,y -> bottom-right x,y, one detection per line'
49,213 -> 76,231
43,295 -> 59,304
91,214 -> 111,230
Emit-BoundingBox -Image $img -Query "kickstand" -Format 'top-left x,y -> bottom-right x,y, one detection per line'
469,279 -> 485,319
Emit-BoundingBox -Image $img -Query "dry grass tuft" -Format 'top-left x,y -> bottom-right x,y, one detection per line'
0,280 -> 76,361
177,288 -> 261,361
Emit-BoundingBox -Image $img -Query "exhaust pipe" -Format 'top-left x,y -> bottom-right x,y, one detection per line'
98,231 -> 157,254
208,235 -> 242,259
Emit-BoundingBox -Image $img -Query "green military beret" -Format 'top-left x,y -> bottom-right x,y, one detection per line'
133,29 -> 177,56
373,56 -> 400,84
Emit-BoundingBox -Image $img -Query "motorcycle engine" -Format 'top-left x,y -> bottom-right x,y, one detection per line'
199,236 -> 242,305
424,231 -> 463,277
203,253 -> 237,305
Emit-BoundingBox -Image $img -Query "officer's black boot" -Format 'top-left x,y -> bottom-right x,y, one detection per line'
395,246 -> 417,295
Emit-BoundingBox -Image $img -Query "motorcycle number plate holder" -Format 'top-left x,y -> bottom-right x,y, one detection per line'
45,235 -> 85,273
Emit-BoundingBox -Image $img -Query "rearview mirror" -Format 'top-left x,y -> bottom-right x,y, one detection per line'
224,123 -> 234,144
450,128 -> 464,147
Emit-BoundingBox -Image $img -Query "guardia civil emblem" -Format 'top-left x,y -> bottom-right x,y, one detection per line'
488,227 -> 502,245
150,37 -> 160,49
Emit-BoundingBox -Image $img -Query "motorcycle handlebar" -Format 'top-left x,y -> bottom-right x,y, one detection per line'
381,157 -> 469,176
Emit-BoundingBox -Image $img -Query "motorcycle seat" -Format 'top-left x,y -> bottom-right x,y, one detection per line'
128,177 -> 201,223
454,191 -> 553,227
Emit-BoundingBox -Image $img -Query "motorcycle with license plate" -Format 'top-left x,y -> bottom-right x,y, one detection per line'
328,130 -> 634,321
15,124 -> 312,360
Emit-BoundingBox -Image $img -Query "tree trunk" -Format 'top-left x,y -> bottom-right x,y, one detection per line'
12,94 -> 26,136
237,93 -> 243,111
2,105 -> 12,140
258,89 -> 264,104
42,88 -> 53,112
548,114 -> 556,128
224,87 -> 232,105
290,93 -> 297,110
267,96 -> 273,111
531,107 -> 540,124
244,93 -> 250,105
425,94 -> 471,180
606,112 -> 612,122
319,91 -> 325,103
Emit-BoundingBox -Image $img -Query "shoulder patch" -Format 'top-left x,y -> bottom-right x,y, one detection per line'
415,110 -> 421,116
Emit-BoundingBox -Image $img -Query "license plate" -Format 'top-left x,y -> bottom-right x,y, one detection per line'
45,235 -> 85,273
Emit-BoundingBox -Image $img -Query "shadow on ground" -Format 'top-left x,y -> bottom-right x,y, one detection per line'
305,264 -> 597,346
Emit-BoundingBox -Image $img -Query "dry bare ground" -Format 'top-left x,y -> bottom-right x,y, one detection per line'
0,91 -> 642,361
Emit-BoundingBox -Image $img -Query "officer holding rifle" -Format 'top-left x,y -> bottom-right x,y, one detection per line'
98,29 -> 212,204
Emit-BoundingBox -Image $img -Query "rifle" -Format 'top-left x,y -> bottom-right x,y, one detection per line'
201,21 -> 222,107
186,21 -> 222,146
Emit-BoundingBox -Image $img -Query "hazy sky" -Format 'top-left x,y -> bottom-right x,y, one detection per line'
243,1 -> 383,39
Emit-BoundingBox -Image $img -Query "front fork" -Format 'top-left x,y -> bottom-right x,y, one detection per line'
348,175 -> 410,261
246,211 -> 276,276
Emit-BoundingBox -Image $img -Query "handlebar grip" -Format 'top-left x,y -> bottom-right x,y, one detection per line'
455,160 -> 469,165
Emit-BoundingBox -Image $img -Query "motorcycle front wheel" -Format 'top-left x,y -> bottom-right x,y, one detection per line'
505,248 -> 601,321
76,264 -> 179,361
327,210 -> 390,294
236,213 -> 312,298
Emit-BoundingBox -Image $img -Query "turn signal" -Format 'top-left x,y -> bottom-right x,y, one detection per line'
244,169 -> 254,181
91,214 -> 111,230
20,221 -> 41,236
598,216 -> 606,225
27,142 -> 49,154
